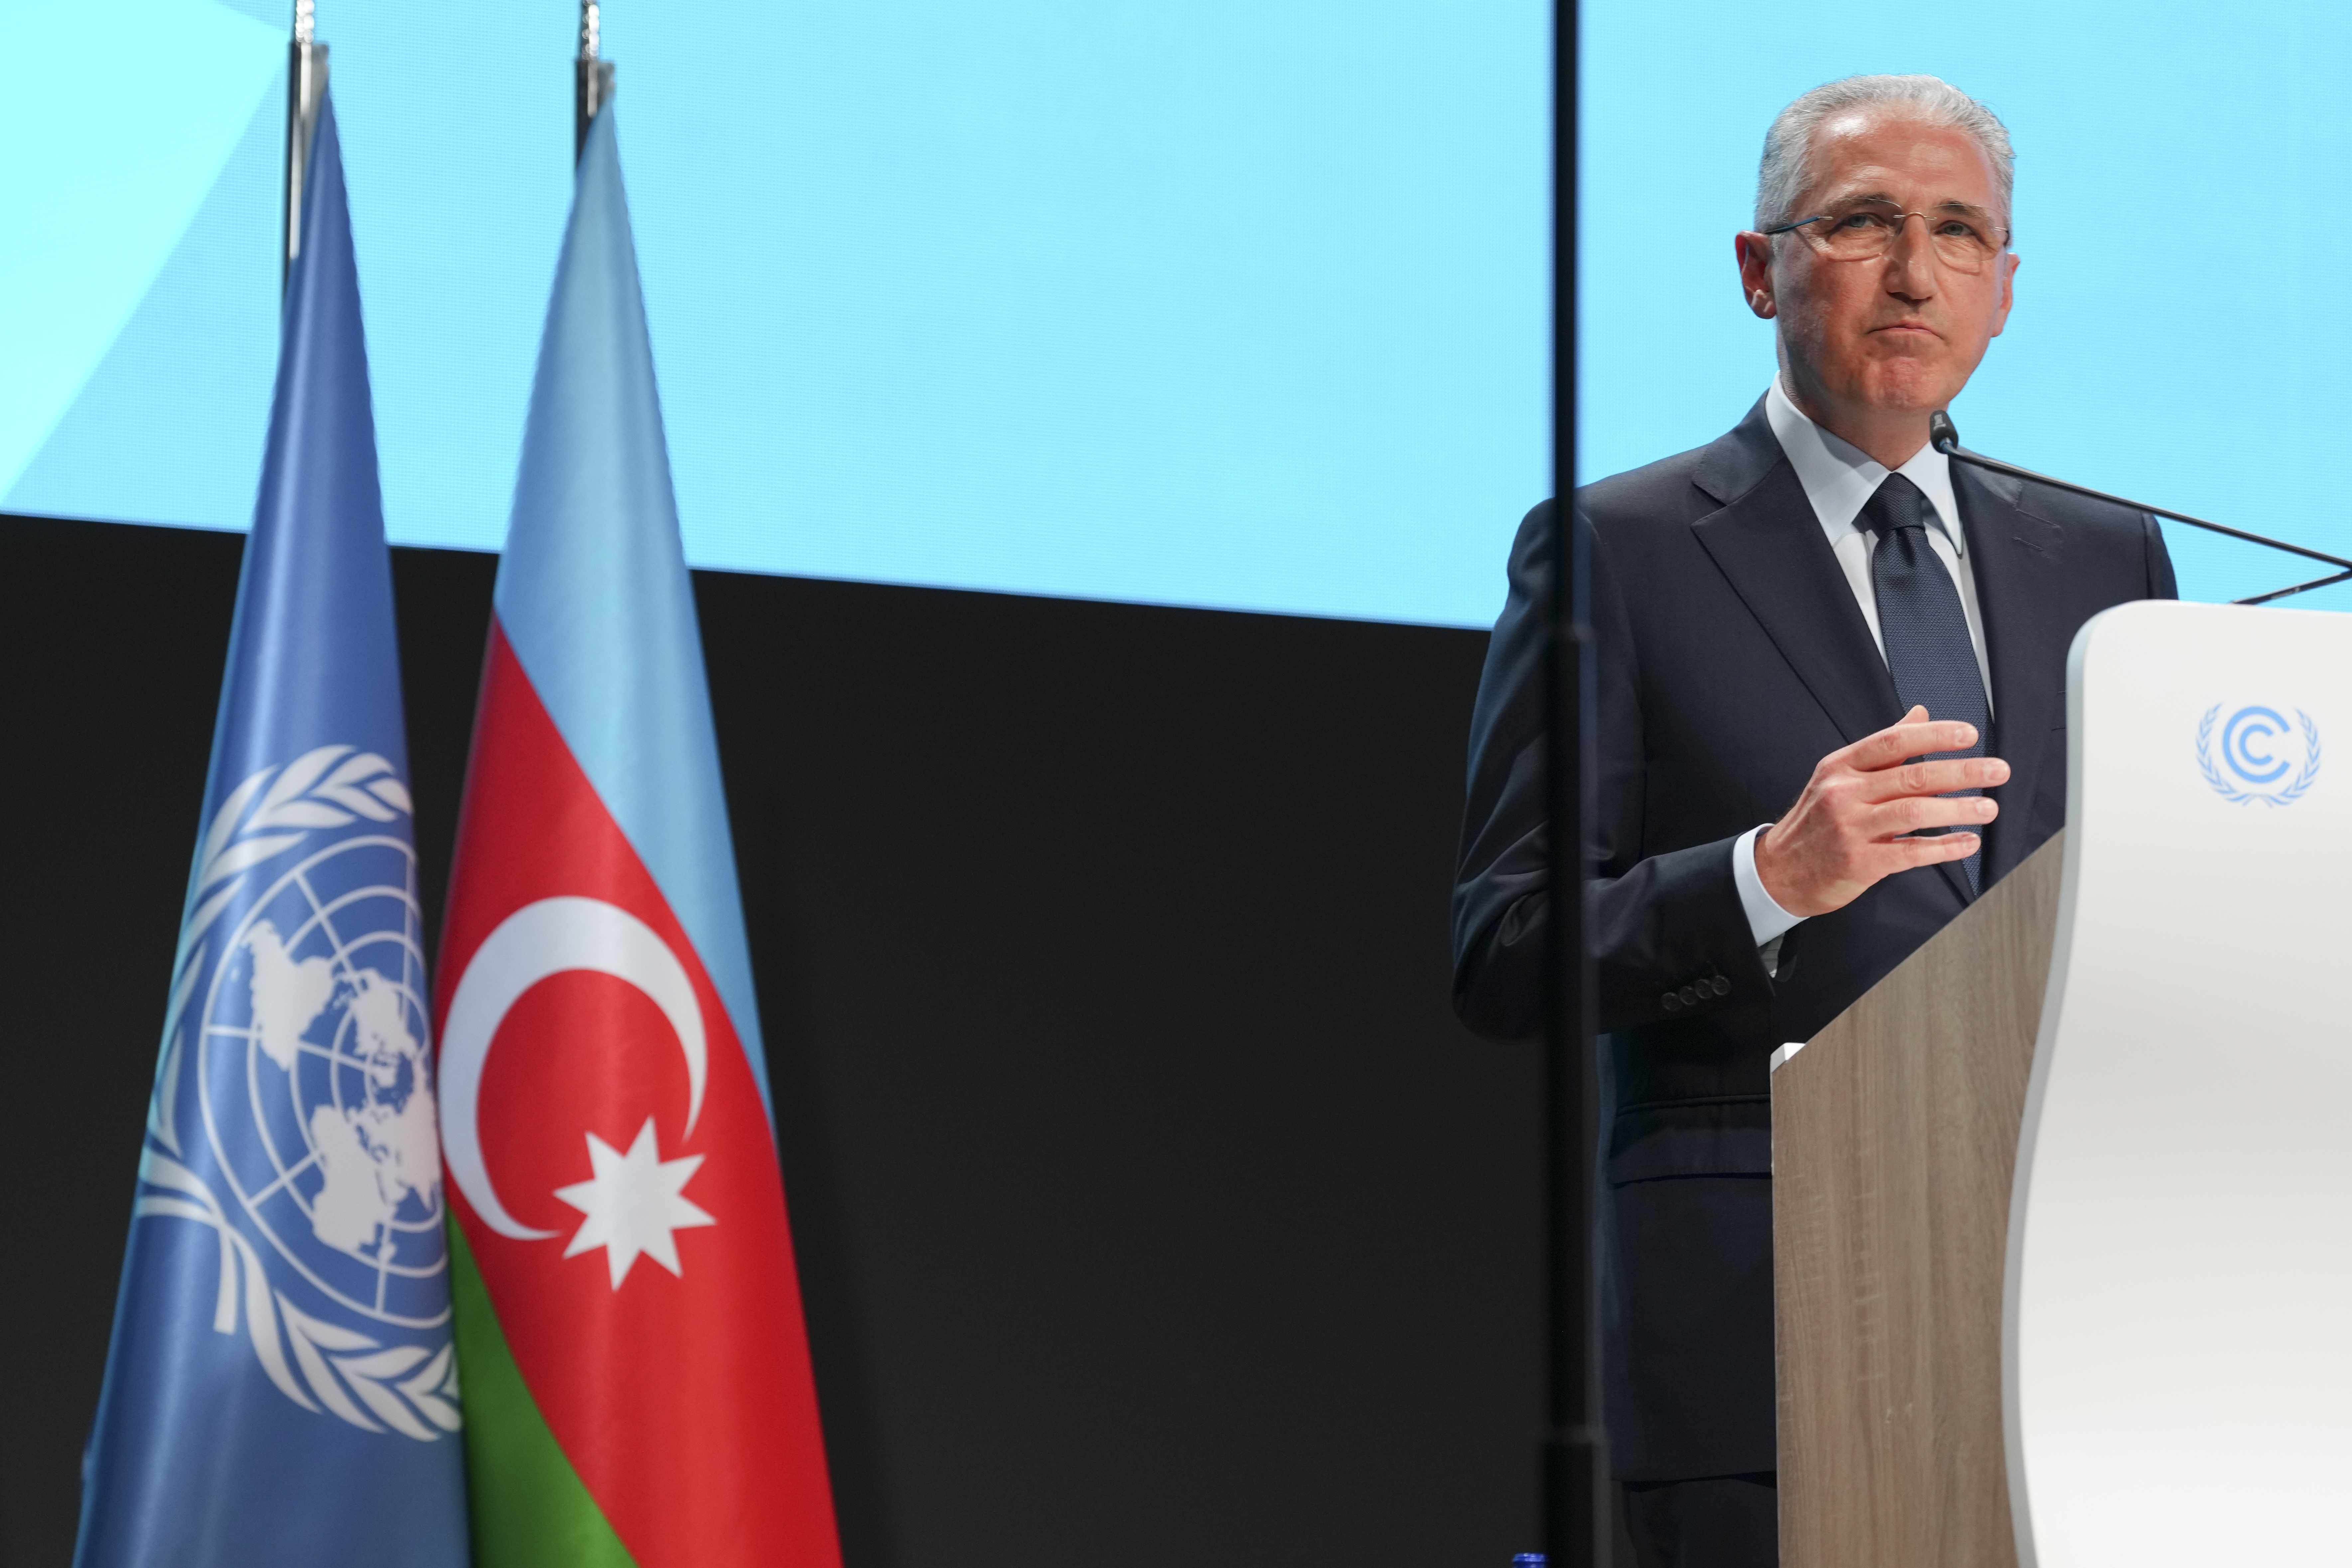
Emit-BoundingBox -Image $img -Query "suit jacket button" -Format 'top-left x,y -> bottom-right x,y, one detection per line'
1661,992 -> 1683,1013
1711,976 -> 1731,997
1678,985 -> 1700,1007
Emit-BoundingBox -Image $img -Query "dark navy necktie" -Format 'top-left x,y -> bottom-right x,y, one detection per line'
1860,472 -> 1990,895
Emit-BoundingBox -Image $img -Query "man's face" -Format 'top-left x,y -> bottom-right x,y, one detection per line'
1739,110 -> 2019,418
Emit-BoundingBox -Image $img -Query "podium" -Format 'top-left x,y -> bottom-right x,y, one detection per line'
1770,600 -> 2352,1567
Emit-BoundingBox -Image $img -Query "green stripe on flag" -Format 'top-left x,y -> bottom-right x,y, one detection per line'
449,1221 -> 640,1568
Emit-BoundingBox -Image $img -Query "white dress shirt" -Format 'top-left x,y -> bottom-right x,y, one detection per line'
1730,380 -> 1995,970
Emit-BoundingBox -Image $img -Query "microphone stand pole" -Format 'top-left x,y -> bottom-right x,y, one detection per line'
1543,0 -> 1608,1563
1929,411 -> 2352,606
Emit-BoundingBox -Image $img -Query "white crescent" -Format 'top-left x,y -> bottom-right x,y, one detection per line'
439,896 -> 708,1241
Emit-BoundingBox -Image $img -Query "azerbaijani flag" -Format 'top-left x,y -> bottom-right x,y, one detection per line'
432,102 -> 841,1565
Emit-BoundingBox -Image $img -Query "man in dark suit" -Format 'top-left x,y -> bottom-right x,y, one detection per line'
1452,74 -> 2175,1566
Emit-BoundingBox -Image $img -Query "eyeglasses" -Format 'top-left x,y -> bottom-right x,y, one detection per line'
1762,201 -> 2010,274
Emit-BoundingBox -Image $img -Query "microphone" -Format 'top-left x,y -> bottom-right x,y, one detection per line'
1928,411 -> 2352,606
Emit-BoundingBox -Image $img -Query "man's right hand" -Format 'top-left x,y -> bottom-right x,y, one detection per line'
1753,705 -> 2010,918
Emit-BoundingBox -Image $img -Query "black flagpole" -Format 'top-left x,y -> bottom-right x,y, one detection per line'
1542,0 -> 1607,1563
576,0 -> 616,160
283,0 -> 329,292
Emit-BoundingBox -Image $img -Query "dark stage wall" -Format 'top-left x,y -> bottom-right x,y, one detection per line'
0,512 -> 1541,1567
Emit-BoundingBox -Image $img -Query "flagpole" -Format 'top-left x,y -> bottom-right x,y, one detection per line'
576,0 -> 616,160
283,0 -> 329,290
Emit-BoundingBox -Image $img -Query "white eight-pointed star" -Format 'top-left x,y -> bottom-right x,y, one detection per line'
554,1118 -> 717,1288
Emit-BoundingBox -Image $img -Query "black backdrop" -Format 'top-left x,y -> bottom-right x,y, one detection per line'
0,511 -> 1543,1567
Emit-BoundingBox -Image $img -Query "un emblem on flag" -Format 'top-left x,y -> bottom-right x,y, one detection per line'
139,746 -> 460,1441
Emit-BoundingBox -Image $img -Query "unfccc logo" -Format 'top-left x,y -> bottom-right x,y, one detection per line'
2196,704 -> 2321,805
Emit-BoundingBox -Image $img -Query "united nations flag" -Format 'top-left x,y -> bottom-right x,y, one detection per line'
73,93 -> 471,1568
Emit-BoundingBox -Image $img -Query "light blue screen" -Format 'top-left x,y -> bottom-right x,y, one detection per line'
1,0 -> 1545,627
7,2 -> 2347,625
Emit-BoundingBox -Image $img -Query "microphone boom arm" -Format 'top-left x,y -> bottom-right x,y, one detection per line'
1928,411 -> 2352,607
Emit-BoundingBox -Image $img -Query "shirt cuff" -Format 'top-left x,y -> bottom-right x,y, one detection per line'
1732,824 -> 1805,948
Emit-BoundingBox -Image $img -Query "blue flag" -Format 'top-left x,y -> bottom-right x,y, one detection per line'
75,95 -> 470,1568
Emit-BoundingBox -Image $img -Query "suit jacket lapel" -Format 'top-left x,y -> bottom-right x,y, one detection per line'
1689,402 -> 1903,749
1691,400 -> 1976,905
1952,461 -> 2069,883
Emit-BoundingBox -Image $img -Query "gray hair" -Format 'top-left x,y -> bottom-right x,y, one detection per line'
1754,74 -> 2014,231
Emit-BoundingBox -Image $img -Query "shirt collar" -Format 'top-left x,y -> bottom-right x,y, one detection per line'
1763,377 -> 1966,555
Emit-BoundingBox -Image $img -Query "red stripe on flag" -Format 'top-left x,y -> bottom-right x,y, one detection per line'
435,622 -> 841,1567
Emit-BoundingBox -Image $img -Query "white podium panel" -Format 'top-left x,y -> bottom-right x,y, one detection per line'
2008,601 -> 2352,1565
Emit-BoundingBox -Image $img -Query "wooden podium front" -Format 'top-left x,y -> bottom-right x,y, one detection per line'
1770,833 -> 2062,1567
1771,602 -> 2352,1565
